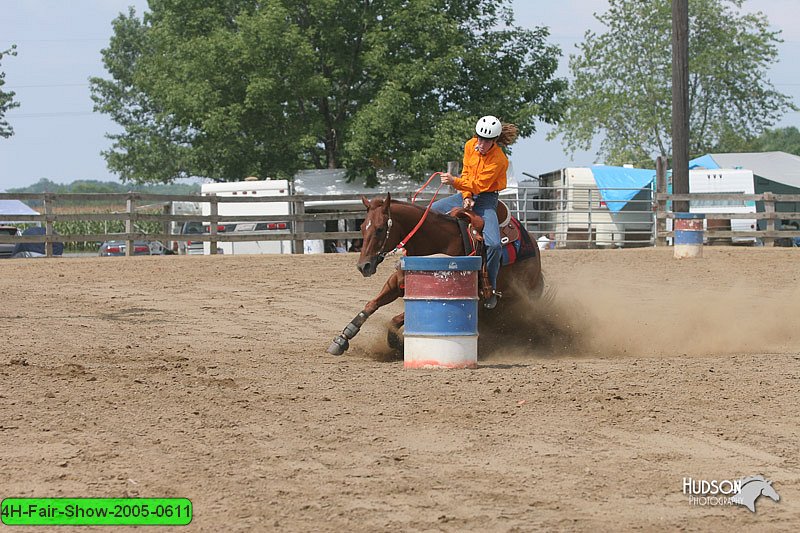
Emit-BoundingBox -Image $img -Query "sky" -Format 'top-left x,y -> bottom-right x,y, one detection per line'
1,0 -> 798,191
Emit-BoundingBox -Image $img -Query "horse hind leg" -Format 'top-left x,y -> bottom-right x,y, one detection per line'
531,271 -> 547,301
387,312 -> 405,350
509,258 -> 548,303
529,271 -> 558,306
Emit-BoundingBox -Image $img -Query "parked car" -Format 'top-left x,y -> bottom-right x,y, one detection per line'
11,226 -> 64,257
98,240 -> 166,257
0,225 -> 20,258
171,221 -> 206,255
776,220 -> 800,248
171,221 -> 226,255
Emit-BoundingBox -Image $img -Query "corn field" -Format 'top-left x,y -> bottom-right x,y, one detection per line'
46,205 -> 165,252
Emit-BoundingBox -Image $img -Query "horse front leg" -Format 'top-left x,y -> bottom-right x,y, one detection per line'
327,269 -> 405,355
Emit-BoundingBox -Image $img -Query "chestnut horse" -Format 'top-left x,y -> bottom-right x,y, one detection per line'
327,192 -> 543,355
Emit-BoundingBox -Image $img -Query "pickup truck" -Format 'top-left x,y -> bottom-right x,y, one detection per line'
0,226 -> 20,258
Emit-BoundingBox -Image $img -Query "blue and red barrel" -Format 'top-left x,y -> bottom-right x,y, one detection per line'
401,256 -> 481,369
673,212 -> 705,258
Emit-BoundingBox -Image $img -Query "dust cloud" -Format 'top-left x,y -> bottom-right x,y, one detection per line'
485,278 -> 800,360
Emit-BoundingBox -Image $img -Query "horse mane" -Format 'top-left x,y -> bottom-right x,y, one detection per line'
739,475 -> 767,486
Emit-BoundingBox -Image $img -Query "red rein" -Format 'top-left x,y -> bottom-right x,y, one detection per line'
394,172 -> 445,251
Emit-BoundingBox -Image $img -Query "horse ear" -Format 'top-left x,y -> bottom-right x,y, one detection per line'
361,195 -> 370,209
383,192 -> 391,212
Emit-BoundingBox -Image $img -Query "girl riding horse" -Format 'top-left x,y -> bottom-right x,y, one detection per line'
432,115 -> 519,309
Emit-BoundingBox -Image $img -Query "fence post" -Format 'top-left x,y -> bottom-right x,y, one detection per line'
125,195 -> 134,257
209,194 -> 218,255
763,191 -> 775,247
586,189 -> 597,248
44,193 -> 54,258
293,197 -> 305,254
447,160 -> 460,176
655,156 -> 668,246
162,202 -> 171,251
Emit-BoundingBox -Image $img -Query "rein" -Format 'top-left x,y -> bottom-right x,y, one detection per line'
377,172 -> 444,260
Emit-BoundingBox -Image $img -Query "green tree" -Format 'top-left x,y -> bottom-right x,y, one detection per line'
91,1 -> 566,184
6,178 -> 201,197
716,125 -> 800,155
754,126 -> 800,155
551,0 -> 795,167
1,45 -> 20,138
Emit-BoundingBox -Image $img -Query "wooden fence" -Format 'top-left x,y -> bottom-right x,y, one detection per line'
655,192 -> 800,246
0,191 -> 440,257
3,190 -> 799,257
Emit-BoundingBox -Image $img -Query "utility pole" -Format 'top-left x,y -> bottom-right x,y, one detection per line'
672,0 -> 689,213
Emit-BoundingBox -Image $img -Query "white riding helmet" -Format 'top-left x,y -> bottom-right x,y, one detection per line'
475,115 -> 501,139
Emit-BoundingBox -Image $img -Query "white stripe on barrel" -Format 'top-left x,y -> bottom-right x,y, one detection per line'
674,212 -> 705,258
401,256 -> 482,369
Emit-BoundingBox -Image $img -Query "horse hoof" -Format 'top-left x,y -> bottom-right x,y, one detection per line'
387,331 -> 403,351
327,336 -> 349,355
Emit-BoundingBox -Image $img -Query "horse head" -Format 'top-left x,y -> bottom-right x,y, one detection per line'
357,192 -> 395,277
761,480 -> 780,502
732,476 -> 780,512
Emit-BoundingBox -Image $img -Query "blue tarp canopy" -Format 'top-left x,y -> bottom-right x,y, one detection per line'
590,166 -> 656,212
689,154 -> 720,169
0,199 -> 39,221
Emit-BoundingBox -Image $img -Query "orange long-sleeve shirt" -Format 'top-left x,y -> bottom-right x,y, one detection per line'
452,137 -> 508,199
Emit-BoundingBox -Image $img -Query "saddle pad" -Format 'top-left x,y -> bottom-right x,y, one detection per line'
501,241 -> 519,266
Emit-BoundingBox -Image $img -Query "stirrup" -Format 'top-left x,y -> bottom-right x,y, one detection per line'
483,291 -> 501,310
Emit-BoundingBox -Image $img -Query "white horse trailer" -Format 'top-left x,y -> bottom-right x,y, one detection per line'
538,167 -> 653,248
200,179 -> 292,254
689,168 -> 757,244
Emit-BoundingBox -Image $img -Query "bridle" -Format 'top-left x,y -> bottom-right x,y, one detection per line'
375,208 -> 394,263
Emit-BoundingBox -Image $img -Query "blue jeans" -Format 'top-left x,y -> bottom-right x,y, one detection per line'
432,192 -> 501,291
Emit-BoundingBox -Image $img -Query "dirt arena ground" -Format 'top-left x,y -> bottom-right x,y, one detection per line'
1,247 -> 799,531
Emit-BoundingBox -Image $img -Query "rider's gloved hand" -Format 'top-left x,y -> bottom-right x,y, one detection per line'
463,196 -> 475,210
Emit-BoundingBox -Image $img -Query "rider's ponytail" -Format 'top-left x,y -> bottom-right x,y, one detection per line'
496,123 -> 519,147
